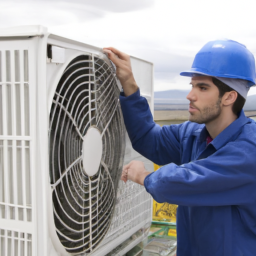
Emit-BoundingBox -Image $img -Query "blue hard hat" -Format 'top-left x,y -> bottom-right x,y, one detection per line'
180,39 -> 256,86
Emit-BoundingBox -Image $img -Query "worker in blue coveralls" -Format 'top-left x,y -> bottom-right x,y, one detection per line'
104,40 -> 256,256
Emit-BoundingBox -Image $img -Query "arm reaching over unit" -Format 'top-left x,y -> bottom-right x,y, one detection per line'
104,47 -> 182,166
103,47 -> 139,96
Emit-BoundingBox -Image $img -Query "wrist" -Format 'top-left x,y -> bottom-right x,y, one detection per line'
137,171 -> 151,186
122,77 -> 138,97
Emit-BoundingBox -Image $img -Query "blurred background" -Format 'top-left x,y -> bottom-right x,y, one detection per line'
1,0 -> 256,122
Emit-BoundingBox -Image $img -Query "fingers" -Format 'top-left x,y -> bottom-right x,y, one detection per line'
120,175 -> 127,183
103,47 -> 129,60
121,168 -> 128,183
123,163 -> 130,171
103,47 -> 130,68
103,49 -> 121,66
121,162 -> 132,183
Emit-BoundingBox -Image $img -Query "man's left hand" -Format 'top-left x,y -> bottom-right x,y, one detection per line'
121,160 -> 151,186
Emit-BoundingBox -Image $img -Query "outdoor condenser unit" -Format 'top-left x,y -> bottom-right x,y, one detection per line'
0,26 -> 154,256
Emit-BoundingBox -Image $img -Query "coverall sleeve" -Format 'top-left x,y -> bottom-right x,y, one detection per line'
120,89 -> 185,165
144,140 -> 256,206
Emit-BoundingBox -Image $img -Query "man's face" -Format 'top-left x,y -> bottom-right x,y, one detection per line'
186,76 -> 222,124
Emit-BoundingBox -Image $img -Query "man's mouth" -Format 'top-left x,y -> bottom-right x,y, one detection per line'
189,104 -> 199,112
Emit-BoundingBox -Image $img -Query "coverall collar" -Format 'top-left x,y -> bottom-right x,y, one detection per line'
199,110 -> 249,150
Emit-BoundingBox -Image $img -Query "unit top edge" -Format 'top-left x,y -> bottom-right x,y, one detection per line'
0,25 -> 153,65
48,34 -> 153,65
0,25 -> 47,37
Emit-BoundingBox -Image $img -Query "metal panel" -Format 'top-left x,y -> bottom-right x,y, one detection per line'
130,56 -> 154,112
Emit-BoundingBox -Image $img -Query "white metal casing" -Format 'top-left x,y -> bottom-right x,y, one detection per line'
0,25 -> 154,256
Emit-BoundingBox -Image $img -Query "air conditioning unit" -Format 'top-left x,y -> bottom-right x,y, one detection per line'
0,26 -> 154,256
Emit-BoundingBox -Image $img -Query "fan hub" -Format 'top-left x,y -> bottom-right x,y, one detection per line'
82,127 -> 102,176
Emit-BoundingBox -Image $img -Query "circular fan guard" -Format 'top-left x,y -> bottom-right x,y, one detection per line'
49,55 -> 125,254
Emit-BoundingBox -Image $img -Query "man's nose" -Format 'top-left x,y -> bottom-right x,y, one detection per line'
186,89 -> 196,101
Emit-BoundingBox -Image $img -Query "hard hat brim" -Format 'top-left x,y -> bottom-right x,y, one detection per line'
180,70 -> 210,77
180,70 -> 255,86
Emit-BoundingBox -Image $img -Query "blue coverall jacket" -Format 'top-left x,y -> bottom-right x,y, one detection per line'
120,89 -> 256,256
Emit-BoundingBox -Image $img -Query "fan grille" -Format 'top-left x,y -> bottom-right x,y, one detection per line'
49,55 -> 125,254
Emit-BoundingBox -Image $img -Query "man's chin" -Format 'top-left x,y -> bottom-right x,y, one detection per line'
189,115 -> 203,124
188,113 -> 195,122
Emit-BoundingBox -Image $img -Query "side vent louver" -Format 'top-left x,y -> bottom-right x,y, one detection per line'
0,49 -> 32,256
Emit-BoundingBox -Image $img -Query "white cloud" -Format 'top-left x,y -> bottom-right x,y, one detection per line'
48,0 -> 256,92
0,2 -> 104,27
1,0 -> 256,93
66,0 -> 155,12
0,0 -> 154,28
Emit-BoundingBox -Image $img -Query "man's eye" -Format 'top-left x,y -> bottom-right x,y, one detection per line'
200,87 -> 207,91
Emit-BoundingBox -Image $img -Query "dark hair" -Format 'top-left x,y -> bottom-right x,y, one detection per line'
212,77 -> 246,115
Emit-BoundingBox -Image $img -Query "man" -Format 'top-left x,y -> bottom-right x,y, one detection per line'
104,40 -> 256,256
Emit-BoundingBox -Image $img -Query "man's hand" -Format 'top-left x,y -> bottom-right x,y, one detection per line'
103,47 -> 139,96
121,160 -> 151,186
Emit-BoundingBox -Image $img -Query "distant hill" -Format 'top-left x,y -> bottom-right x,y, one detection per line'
154,90 -> 189,100
154,90 -> 189,110
154,90 -> 256,111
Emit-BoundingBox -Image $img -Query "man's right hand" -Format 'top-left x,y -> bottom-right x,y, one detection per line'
103,47 -> 139,96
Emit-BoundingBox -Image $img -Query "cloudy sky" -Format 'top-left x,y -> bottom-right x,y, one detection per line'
1,0 -> 256,95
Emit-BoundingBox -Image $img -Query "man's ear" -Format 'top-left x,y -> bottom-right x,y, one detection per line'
222,91 -> 237,106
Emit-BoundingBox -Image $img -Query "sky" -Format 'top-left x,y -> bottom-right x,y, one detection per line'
1,0 -> 256,95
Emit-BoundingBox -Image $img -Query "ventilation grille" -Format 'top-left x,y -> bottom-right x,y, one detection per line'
103,180 -> 151,244
0,49 -> 32,226
0,230 -> 32,256
49,55 -> 125,254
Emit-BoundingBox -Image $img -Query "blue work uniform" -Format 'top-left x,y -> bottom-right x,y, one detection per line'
120,89 -> 256,256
